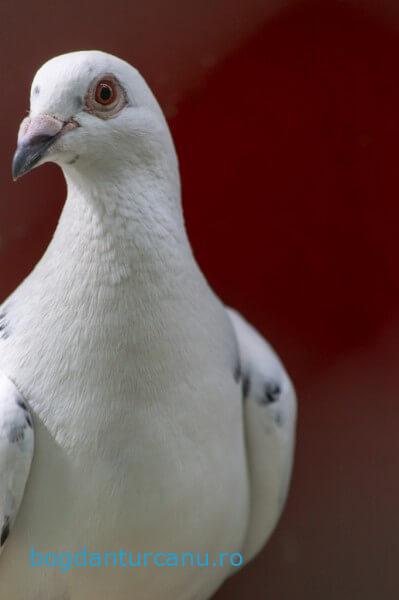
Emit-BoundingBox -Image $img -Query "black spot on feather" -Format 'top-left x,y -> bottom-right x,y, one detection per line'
233,360 -> 241,383
33,85 -> 40,96
264,380 -> 281,404
242,374 -> 251,400
15,393 -> 32,427
16,397 -> 28,411
1,518 -> 10,546
8,425 -> 26,444
255,380 -> 282,406
67,154 -> 80,165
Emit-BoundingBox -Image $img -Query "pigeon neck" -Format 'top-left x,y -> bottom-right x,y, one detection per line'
45,164 -> 194,287
64,153 -> 184,230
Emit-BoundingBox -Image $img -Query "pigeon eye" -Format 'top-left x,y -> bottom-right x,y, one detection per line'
95,81 -> 114,106
85,74 -> 127,119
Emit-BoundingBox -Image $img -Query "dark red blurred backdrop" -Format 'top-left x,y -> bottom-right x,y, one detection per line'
1,1 -> 399,598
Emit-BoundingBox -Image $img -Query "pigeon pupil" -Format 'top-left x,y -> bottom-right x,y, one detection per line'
96,82 -> 114,105
101,86 -> 111,100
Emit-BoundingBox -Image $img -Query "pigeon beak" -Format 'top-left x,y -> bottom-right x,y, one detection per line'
12,114 -> 77,180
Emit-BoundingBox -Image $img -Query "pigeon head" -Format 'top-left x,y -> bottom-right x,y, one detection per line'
12,51 -> 174,181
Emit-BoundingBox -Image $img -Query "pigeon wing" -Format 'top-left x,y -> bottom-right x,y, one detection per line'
227,308 -> 297,564
0,372 -> 34,554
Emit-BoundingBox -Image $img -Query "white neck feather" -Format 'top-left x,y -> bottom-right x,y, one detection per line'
39,154 -> 194,294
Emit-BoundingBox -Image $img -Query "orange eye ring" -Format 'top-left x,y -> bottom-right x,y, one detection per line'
95,81 -> 115,105
85,74 -> 127,119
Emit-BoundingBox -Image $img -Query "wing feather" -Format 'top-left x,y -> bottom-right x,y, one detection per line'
227,308 -> 297,563
0,372 -> 34,553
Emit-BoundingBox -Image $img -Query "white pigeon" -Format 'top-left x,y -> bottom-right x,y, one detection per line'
0,51 -> 296,599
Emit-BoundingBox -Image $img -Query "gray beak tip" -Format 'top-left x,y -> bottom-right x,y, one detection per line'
11,134 -> 58,181
12,152 -> 23,181
12,144 -> 38,181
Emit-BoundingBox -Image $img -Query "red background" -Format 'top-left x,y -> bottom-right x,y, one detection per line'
1,1 -> 399,597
